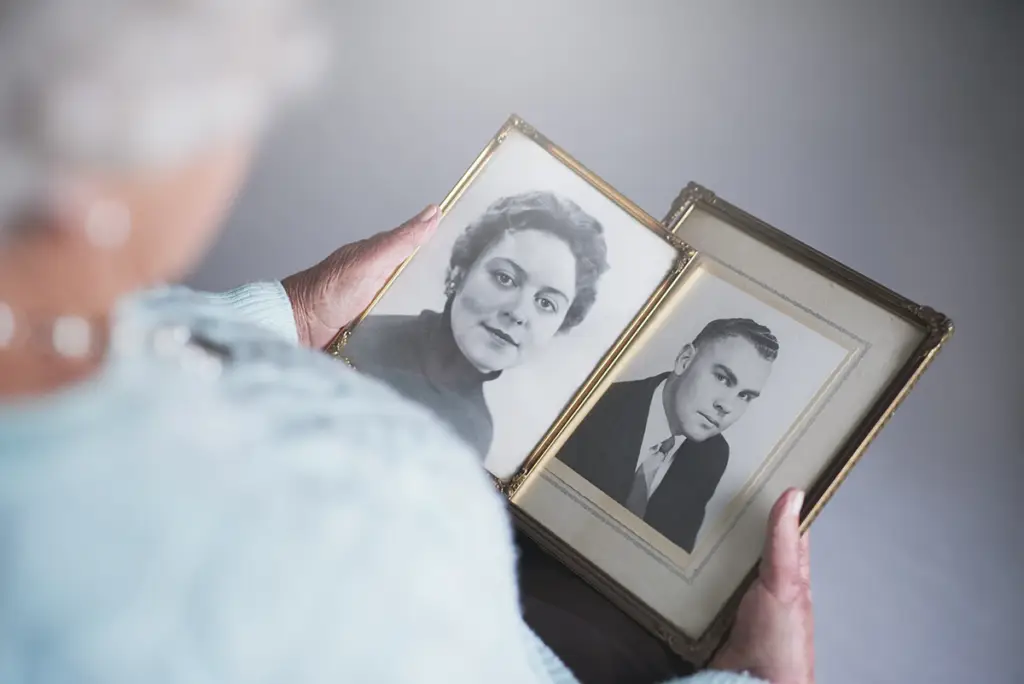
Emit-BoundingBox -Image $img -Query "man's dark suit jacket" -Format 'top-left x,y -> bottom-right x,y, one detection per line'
516,373 -> 728,682
556,372 -> 729,553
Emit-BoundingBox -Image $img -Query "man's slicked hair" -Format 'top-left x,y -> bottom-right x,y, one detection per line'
691,318 -> 779,362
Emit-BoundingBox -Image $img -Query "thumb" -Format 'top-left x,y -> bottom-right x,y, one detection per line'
365,204 -> 439,267
759,488 -> 805,603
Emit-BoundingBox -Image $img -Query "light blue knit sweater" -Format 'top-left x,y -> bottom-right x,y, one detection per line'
0,281 -> 763,684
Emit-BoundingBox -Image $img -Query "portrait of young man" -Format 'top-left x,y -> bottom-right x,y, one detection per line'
556,317 -> 780,553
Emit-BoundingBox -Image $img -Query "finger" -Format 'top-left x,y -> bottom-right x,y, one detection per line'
760,488 -> 804,603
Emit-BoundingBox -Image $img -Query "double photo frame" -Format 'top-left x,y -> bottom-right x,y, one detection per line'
325,115 -> 953,663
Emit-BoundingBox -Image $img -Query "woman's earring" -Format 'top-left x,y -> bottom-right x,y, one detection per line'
444,280 -> 457,298
84,198 -> 131,248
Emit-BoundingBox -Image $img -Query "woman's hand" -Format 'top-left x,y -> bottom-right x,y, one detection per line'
710,488 -> 815,684
282,205 -> 439,349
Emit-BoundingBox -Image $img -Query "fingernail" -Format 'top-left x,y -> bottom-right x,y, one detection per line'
790,489 -> 805,518
415,204 -> 438,223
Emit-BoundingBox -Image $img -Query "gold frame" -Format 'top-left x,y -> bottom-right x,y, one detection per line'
509,181 -> 954,665
665,182 -> 953,535
323,114 -> 953,666
323,114 -> 697,492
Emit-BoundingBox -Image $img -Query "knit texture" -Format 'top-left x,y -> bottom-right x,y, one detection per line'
0,281 -> 763,684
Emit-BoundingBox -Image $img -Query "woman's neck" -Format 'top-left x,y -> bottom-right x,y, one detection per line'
0,352 -> 106,400
0,313 -> 112,400
421,301 -> 500,393
0,241 -> 119,401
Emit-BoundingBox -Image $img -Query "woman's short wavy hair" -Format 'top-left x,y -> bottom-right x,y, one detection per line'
445,191 -> 610,333
0,0 -> 327,233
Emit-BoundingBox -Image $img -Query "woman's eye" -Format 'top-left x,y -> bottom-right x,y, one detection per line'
492,271 -> 515,288
536,297 -> 558,313
714,372 -> 728,384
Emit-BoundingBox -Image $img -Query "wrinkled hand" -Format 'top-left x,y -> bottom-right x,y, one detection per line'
282,205 -> 439,349
710,488 -> 815,684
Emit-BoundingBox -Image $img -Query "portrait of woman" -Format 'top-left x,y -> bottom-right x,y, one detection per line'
342,190 -> 610,459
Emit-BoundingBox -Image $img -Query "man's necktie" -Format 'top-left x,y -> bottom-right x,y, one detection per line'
624,466 -> 649,518
624,436 -> 675,518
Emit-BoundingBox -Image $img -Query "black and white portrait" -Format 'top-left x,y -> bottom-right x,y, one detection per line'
342,130 -> 678,479
556,265 -> 850,554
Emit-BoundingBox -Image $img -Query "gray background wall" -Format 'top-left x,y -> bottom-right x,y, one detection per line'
189,1 -> 1024,682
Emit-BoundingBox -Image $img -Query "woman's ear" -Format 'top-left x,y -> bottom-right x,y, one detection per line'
673,343 -> 696,376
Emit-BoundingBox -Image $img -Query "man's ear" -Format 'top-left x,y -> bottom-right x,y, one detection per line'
673,343 -> 696,376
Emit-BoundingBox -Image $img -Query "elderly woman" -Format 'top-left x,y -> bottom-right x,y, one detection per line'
0,2 -> 813,684
343,190 -> 610,458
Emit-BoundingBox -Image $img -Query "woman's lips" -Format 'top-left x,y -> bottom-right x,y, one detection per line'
481,323 -> 519,347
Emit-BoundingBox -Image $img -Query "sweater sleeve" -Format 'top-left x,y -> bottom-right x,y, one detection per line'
196,281 -> 300,346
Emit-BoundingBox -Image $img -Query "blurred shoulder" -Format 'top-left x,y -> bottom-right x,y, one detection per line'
0,289 -> 532,681
123,289 -> 490,492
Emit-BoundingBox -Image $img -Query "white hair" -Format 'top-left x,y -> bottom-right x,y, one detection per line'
0,0 -> 328,232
